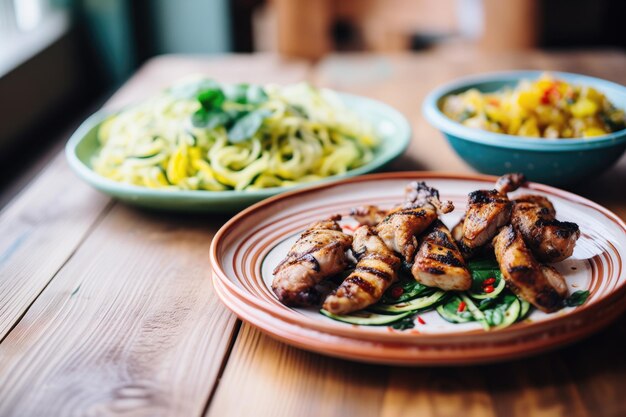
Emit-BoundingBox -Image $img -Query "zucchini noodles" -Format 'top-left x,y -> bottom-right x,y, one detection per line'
92,78 -> 378,191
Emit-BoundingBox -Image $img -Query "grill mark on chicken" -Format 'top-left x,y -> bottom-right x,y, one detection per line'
323,226 -> 401,315
354,265 -> 393,281
272,217 -> 352,306
345,275 -> 377,296
493,225 -> 565,312
301,253 -> 320,272
431,251 -> 465,268
376,182 -> 453,262
511,197 -> 580,262
461,174 -> 527,252
412,220 -> 472,291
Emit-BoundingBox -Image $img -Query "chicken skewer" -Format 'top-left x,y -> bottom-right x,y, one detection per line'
412,219 -> 472,291
272,215 -> 352,306
376,182 -> 453,262
323,226 -> 401,315
493,225 -> 567,312
511,195 -> 580,262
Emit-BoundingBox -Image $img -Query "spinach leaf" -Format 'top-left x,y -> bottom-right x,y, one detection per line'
391,316 -> 415,330
228,109 -> 272,143
564,290 -> 590,307
467,258 -> 499,271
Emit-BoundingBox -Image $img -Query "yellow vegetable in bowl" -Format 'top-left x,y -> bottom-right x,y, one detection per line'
442,73 -> 625,138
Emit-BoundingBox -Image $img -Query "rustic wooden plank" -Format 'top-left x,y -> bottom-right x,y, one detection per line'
0,205 -> 238,416
0,153 -> 110,340
207,324 -> 388,417
209,319 -> 625,417
0,54 -> 312,416
207,324 -> 499,417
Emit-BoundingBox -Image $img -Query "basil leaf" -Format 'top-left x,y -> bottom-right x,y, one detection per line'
564,290 -> 590,307
198,88 -> 226,110
192,109 -> 231,129
246,85 -> 268,104
228,109 -> 271,143
224,84 -> 249,104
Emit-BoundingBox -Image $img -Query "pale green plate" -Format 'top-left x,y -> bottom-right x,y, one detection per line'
65,92 -> 411,212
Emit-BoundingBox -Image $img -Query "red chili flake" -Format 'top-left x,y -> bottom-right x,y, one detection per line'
483,277 -> 496,286
417,316 -> 426,325
390,287 -> 404,299
342,224 -> 357,232
457,301 -> 467,312
484,285 -> 495,294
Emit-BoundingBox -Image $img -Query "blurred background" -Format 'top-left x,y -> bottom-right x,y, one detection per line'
0,0 -> 624,201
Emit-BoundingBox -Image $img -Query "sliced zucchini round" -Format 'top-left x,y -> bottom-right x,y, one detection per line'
468,276 -> 506,299
436,295 -> 474,323
319,309 -> 412,326
493,299 -> 521,329
519,299 -> 531,319
369,290 -> 447,314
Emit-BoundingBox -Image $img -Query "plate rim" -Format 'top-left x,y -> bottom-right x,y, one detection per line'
210,171 -> 626,343
213,271 -> 625,365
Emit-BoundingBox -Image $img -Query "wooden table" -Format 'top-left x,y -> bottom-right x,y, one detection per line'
1,51 -> 625,417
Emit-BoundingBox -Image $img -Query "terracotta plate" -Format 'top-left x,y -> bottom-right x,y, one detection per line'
210,173 -> 626,365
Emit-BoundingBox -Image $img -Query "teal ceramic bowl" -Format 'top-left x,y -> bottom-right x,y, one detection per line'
66,92 -> 411,212
423,71 -> 626,186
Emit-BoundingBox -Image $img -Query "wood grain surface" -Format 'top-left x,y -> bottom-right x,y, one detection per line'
0,52 -> 624,417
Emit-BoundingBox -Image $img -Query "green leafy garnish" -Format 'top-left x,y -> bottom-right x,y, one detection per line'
391,316 -> 415,330
564,290 -> 590,307
380,279 -> 428,304
228,109 -> 272,143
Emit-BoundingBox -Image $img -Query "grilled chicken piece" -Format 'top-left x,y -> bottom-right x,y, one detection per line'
376,182 -> 453,261
495,172 -> 527,194
350,205 -> 388,226
412,220 -> 472,291
513,194 -> 556,216
541,264 -> 568,297
272,216 -> 352,306
511,197 -> 580,262
462,190 -> 512,249
323,226 -> 401,315
461,173 -> 526,250
405,181 -> 455,214
493,225 -> 565,312
451,215 -> 484,259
